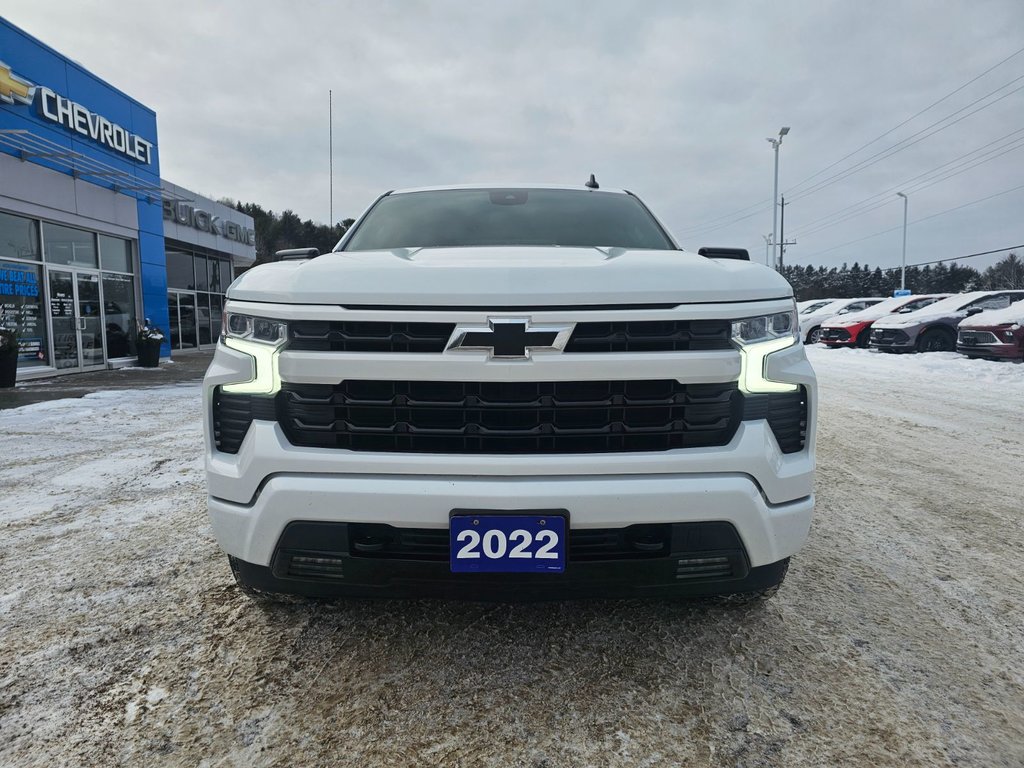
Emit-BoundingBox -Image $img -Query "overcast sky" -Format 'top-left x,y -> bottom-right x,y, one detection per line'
5,0 -> 1023,270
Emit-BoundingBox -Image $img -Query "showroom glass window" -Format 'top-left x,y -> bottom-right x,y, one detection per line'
99,236 -> 137,358
0,211 -> 48,367
164,242 -> 233,349
43,223 -> 98,268
166,250 -> 196,290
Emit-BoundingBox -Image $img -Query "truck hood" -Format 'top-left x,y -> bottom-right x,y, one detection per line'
226,247 -> 793,306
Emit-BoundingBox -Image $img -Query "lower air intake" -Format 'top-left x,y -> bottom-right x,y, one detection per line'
675,556 -> 733,580
281,551 -> 346,581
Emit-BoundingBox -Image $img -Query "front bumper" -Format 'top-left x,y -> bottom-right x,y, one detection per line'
870,326 -> 916,350
210,471 -> 813,570
957,328 -> 1023,359
956,342 -> 1021,359
819,326 -> 855,346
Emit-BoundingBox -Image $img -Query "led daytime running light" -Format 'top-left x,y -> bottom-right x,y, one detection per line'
222,337 -> 282,394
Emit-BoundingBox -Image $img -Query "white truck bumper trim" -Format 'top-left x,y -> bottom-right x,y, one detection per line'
208,472 -> 813,569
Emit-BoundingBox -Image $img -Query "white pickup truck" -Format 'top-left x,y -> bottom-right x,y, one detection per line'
203,183 -> 816,602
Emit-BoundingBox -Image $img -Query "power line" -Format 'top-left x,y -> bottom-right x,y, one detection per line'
787,75 -> 1024,203
785,44 -> 1024,196
794,135 -> 1024,238
673,202 -> 772,240
673,198 -> 771,234
904,245 -> 1024,268
794,182 -> 1024,261
794,127 -> 1024,232
672,44 -> 1024,243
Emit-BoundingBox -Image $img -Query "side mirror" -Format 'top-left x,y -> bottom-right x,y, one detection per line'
965,307 -> 984,316
276,247 -> 320,261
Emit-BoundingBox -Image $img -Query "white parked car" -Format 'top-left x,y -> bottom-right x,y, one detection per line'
203,183 -> 817,603
798,297 -> 885,344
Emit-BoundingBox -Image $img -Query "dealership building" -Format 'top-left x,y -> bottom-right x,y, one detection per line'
0,18 -> 255,379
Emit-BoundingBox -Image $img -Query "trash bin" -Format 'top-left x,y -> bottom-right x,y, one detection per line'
136,319 -> 165,368
136,338 -> 162,368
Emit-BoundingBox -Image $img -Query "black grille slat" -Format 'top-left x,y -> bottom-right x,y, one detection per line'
212,390 -> 256,454
743,388 -> 808,454
278,380 -> 743,454
287,320 -> 733,354
289,321 -> 456,352
212,389 -> 277,454
564,320 -> 732,352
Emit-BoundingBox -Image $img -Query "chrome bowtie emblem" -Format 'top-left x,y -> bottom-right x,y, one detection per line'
446,318 -> 574,359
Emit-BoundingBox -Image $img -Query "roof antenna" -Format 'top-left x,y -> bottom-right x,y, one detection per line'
585,173 -> 599,189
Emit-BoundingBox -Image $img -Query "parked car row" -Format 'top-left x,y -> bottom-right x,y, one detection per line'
802,291 -> 1024,360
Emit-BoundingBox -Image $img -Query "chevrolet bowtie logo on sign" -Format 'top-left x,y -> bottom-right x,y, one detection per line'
0,60 -> 35,106
446,318 -> 575,359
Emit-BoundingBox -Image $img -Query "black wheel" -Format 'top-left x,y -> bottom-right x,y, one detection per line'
228,556 -> 305,604
806,327 -> 822,344
855,330 -> 870,348
717,559 -> 789,605
917,328 -> 954,353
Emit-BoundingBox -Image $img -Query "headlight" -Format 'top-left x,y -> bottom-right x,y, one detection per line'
731,310 -> 798,346
221,312 -> 287,395
731,309 -> 799,394
223,312 -> 288,346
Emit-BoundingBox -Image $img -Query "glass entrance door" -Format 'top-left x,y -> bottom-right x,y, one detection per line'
47,269 -> 106,371
77,272 -> 104,368
168,290 -> 198,350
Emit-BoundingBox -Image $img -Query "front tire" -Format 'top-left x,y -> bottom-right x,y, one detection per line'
806,327 -> 822,344
917,328 -> 954,353
855,330 -> 870,348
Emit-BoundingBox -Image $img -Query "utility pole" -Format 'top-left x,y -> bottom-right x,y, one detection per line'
329,89 -> 334,229
777,196 -> 797,270
896,192 -> 908,290
766,126 -> 790,271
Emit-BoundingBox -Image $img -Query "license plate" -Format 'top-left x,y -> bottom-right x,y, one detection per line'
450,512 -> 566,573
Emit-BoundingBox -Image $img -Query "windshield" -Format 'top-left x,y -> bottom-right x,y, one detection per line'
909,292 -> 990,314
800,301 -> 835,314
341,188 -> 676,251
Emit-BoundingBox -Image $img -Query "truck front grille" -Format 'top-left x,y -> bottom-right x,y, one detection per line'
277,379 -> 742,454
287,320 -> 733,353
212,383 -> 810,456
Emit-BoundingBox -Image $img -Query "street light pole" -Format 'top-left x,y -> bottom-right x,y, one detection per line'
763,234 -> 773,267
896,192 -> 908,290
767,126 -> 790,270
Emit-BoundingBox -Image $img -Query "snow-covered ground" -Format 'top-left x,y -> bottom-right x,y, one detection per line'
1,351 -> 1022,767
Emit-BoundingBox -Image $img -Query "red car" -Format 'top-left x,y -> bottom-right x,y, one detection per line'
818,294 -> 948,348
957,303 -> 1024,361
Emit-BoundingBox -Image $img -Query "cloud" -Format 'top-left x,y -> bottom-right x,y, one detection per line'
5,0 -> 1024,270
